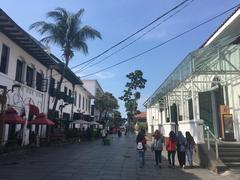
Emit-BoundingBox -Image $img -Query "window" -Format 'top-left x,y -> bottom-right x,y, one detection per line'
88,100 -> 91,113
85,98 -> 88,111
26,66 -> 34,87
82,96 -> 85,110
36,72 -> 43,91
74,91 -> 77,106
15,59 -> 23,82
69,89 -> 72,97
78,94 -> 81,109
64,87 -> 67,95
0,44 -> 10,74
49,78 -> 55,95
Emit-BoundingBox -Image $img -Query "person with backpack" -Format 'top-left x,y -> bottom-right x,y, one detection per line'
166,131 -> 177,168
185,131 -> 196,168
151,130 -> 164,168
177,131 -> 187,168
136,129 -> 147,168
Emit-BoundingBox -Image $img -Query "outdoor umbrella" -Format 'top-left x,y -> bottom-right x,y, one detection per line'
28,113 -> 55,126
4,108 -> 25,124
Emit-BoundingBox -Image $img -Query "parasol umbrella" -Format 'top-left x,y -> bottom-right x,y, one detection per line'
28,113 -> 55,126
4,108 -> 25,124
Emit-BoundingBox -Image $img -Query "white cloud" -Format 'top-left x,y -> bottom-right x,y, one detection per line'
142,31 -> 167,41
95,71 -> 115,79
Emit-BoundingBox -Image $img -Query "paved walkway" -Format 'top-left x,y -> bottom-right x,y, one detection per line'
0,134 -> 238,180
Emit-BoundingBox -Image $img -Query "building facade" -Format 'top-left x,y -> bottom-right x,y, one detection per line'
0,9 -> 100,144
82,80 -> 104,121
145,8 -> 240,143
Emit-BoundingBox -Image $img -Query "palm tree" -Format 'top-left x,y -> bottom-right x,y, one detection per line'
30,7 -> 101,113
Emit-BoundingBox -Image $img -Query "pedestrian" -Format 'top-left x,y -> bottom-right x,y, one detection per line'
136,129 -> 147,168
166,131 -> 177,168
117,128 -> 122,137
151,130 -> 164,168
177,131 -> 187,168
185,131 -> 196,168
101,128 -> 107,144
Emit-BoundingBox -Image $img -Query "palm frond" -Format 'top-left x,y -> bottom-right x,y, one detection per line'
77,25 -> 102,40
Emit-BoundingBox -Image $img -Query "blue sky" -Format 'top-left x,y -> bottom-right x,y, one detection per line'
1,0 -> 239,117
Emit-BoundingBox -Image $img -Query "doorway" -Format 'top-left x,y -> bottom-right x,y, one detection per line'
198,85 -> 224,138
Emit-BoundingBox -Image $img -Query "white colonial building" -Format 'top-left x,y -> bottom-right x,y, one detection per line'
0,9 -> 100,144
82,80 -> 104,121
145,7 -> 240,144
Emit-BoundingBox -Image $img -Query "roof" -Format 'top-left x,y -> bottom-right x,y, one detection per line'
134,112 -> 146,119
0,8 -> 56,67
145,6 -> 240,107
50,54 -> 82,85
201,7 -> 240,47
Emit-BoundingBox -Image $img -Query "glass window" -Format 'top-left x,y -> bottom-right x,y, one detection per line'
26,66 -> 34,87
88,100 -> 91,113
64,87 -> 67,95
78,94 -> 81,109
36,72 -> 43,91
49,78 -> 55,96
74,91 -> 77,106
0,44 -> 10,74
82,96 -> 85,110
85,98 -> 88,111
69,89 -> 72,97
15,59 -> 23,82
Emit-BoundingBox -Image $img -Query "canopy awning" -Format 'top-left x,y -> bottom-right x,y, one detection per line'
89,121 -> 100,125
72,120 -> 90,125
145,34 -> 240,107
3,108 -> 25,124
28,113 -> 55,126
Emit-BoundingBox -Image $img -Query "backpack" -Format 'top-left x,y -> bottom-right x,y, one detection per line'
137,142 -> 143,150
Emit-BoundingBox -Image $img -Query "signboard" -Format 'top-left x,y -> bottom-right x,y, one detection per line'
222,114 -> 235,141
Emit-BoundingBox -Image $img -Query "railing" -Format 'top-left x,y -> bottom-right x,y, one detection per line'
203,124 -> 219,160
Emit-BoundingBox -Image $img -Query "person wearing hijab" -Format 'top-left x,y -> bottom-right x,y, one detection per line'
136,129 -> 147,168
151,130 -> 164,168
166,131 -> 177,168
185,131 -> 196,168
177,131 -> 187,168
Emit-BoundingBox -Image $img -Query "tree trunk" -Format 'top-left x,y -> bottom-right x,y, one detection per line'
99,111 -> 103,121
52,58 -> 69,115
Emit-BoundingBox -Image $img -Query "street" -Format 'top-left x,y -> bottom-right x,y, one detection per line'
0,134 -> 238,180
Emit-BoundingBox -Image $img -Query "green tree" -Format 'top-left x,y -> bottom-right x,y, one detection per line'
109,111 -> 123,128
30,7 -> 101,113
94,92 -> 119,123
119,70 -> 147,127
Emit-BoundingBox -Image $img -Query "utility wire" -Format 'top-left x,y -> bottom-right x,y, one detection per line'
75,0 -> 194,74
70,0 -> 191,70
78,4 -> 240,78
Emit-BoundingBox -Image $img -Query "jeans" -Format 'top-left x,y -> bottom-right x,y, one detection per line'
138,150 -> 145,167
168,151 -> 176,166
154,150 -> 162,165
186,149 -> 193,166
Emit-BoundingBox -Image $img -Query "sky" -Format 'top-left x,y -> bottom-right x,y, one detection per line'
1,0 -> 240,117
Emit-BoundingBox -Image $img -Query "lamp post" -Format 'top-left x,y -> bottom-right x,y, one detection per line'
0,84 -> 21,144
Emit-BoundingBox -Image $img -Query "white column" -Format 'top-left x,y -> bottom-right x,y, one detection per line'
191,79 -> 197,120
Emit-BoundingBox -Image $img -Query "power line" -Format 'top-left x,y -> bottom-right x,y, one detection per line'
75,0 -> 194,74
70,0 -> 191,70
79,4 -> 240,78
